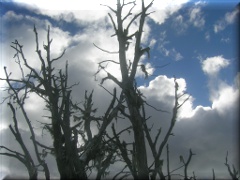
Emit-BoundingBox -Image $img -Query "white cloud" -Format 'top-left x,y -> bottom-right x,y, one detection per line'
11,0 -> 190,24
136,62 -> 155,79
201,55 -> 230,76
12,0 -> 115,11
194,1 -> 207,6
213,8 -> 238,33
213,21 -> 225,33
171,48 -> 183,61
157,32 -> 183,61
2,10 -> 51,28
225,9 -> 239,24
212,83 -> 239,115
234,72 -> 240,89
138,71 -> 239,178
201,55 -> 231,102
189,7 -> 205,28
139,75 -> 192,118
220,37 -> 230,43
149,39 -> 157,48
138,73 -> 238,179
120,0 -> 189,26
205,31 -> 210,41
1,1 -> 239,179
3,10 -> 24,21
172,14 -> 189,34
0,15 -> 122,177
171,2 -> 206,35
176,14 -> 184,23
9,0 -> 113,23
159,46 -> 183,61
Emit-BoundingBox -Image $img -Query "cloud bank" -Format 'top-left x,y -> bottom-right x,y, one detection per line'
0,1 -> 239,179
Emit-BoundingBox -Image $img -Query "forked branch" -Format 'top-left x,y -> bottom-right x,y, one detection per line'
224,151 -> 239,180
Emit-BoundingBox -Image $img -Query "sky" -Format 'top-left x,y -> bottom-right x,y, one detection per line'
0,0 -> 239,179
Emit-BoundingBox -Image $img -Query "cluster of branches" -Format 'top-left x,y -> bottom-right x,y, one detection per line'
0,0 -> 239,180
0,25 -> 128,179
94,0 -> 194,179
93,0 -> 239,179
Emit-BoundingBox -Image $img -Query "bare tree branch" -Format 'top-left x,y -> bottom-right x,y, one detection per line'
93,43 -> 119,54
166,144 -> 171,180
224,151 -> 239,180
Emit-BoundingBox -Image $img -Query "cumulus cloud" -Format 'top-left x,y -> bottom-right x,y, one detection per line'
201,55 -> 230,77
139,76 -> 194,119
0,1 -> 238,179
201,55 -> 232,103
211,83 -> 239,115
11,0 -> 120,11
138,73 -> 239,178
3,10 -> 24,21
11,0 -> 190,25
0,16 -> 120,178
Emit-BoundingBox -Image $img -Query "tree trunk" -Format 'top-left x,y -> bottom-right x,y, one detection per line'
29,168 -> 37,180
125,87 -> 149,179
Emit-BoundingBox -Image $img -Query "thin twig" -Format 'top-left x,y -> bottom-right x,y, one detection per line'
93,43 -> 119,54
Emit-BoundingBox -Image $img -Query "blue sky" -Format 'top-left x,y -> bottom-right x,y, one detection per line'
0,0 -> 239,179
142,2 -> 238,107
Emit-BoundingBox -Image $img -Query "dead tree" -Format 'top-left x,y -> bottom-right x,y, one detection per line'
2,1 -> 234,179
95,0 -> 191,179
0,26 -> 122,179
0,101 -> 49,179
96,0 -> 154,179
142,78 -> 190,180
0,25 -> 87,179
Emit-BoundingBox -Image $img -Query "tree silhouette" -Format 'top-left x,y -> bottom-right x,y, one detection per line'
94,0 -> 191,179
0,26 -> 122,179
0,0 -> 239,179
